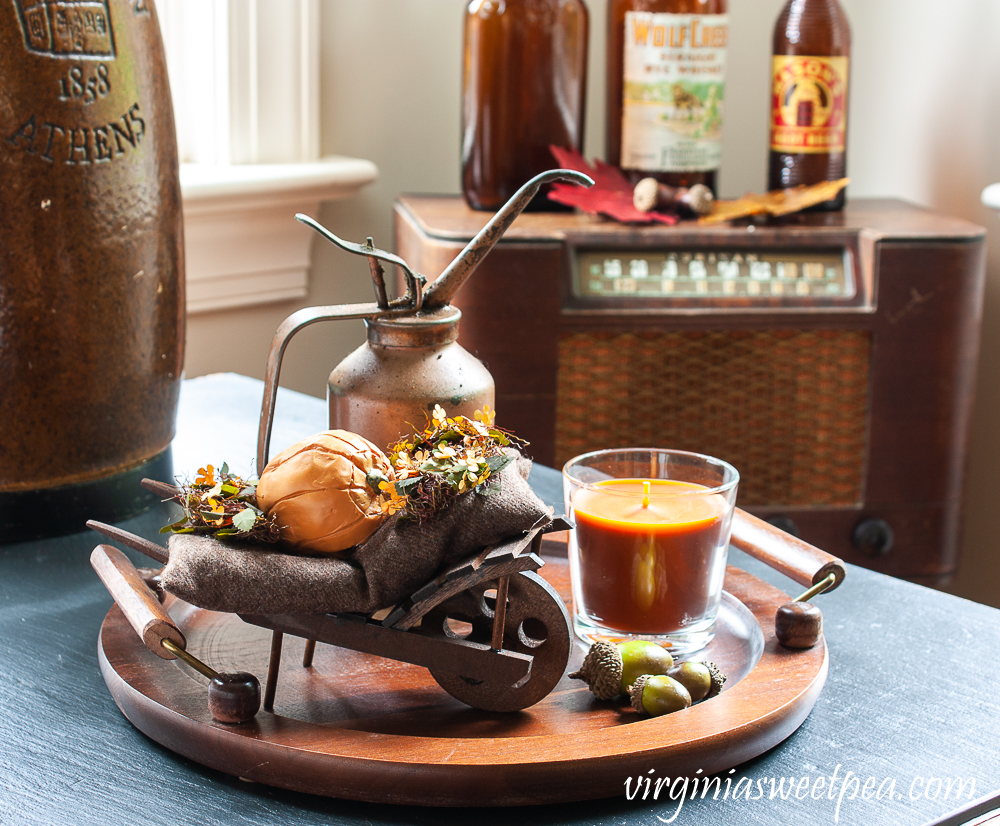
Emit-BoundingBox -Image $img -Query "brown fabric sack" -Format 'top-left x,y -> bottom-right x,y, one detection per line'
160,455 -> 550,616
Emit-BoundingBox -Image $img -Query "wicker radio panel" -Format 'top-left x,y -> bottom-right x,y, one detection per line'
555,329 -> 871,507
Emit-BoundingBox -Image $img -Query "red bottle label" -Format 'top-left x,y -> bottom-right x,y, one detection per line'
770,56 -> 848,153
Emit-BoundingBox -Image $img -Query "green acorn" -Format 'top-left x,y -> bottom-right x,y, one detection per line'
629,674 -> 692,717
619,640 -> 674,692
666,661 -> 726,702
569,640 -> 675,699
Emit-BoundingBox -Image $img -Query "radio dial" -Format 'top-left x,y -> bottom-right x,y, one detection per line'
575,246 -> 854,301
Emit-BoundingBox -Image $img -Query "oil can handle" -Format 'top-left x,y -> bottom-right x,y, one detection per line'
257,304 -> 382,472
257,217 -> 432,472
730,508 -> 846,593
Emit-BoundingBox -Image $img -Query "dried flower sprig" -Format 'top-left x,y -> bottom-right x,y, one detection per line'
160,462 -> 281,542
380,405 -> 526,523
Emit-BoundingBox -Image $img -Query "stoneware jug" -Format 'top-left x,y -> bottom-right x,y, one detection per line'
0,0 -> 184,541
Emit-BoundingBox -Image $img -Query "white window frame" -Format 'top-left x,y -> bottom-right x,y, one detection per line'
157,0 -> 377,314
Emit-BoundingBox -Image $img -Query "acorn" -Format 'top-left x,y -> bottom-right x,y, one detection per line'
629,674 -> 692,717
633,178 -> 714,216
569,640 -> 674,699
666,661 -> 727,702
704,661 -> 726,698
619,640 -> 674,693
568,641 -> 622,700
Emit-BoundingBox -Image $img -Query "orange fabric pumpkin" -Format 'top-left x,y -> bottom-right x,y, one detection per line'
256,430 -> 393,554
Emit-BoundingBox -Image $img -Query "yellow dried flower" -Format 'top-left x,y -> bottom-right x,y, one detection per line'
378,479 -> 408,514
384,404 -> 526,523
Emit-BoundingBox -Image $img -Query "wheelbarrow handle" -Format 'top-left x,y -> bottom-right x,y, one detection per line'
88,518 -> 170,565
90,544 -> 186,660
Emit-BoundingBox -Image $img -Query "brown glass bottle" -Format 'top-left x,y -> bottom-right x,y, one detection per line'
606,0 -> 728,194
768,0 -> 850,209
462,0 -> 589,211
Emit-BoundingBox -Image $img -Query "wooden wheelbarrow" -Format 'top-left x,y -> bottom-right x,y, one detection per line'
89,513 -> 574,722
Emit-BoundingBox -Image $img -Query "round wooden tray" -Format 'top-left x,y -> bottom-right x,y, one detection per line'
97,557 -> 828,807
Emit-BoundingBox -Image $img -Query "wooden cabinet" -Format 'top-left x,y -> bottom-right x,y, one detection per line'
395,196 -> 985,584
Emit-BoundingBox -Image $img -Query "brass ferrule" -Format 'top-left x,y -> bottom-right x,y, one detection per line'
161,638 -> 217,680
794,572 -> 837,604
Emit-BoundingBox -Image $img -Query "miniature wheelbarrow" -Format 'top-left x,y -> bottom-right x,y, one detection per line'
88,171 -> 600,723
89,511 -> 574,722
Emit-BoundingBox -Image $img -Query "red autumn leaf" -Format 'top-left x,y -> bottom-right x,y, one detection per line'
547,146 -> 678,225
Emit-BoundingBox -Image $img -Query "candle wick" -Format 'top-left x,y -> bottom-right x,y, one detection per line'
643,480 -> 650,508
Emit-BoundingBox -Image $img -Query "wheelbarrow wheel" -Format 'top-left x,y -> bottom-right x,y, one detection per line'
426,570 -> 571,712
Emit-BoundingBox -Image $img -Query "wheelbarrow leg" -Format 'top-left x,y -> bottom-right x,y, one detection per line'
302,638 -> 317,668
487,530 -> 541,651
263,630 -> 284,712
491,577 -> 510,651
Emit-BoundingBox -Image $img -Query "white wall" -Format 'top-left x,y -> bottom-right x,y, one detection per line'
835,0 -> 1000,609
186,0 -> 1000,606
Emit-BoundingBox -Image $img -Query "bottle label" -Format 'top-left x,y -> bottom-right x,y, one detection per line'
620,12 -> 728,173
770,56 -> 848,153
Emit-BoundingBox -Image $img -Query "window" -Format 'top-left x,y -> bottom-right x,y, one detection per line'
156,0 -> 376,313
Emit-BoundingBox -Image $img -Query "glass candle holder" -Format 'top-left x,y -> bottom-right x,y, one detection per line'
563,448 -> 739,654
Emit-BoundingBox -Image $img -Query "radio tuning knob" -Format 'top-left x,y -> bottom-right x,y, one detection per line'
852,518 -> 895,557
765,515 -> 800,538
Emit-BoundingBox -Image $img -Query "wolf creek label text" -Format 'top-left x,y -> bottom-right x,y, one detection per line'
6,104 -> 146,166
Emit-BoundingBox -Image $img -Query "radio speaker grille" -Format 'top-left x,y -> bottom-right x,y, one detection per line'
556,329 -> 870,507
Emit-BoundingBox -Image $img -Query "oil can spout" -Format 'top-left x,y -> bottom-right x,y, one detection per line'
422,168 -> 593,310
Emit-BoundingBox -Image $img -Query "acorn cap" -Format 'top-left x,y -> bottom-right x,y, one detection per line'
628,674 -> 652,714
705,661 -> 727,698
568,641 -> 624,700
685,183 -> 714,216
633,178 -> 660,213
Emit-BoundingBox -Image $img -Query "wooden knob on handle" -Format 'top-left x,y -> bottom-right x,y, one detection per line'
209,673 -> 262,724
773,572 -> 836,649
775,602 -> 823,649
90,544 -> 185,659
728,513 -> 842,651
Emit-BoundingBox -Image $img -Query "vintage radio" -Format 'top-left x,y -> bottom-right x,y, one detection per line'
394,197 -> 985,584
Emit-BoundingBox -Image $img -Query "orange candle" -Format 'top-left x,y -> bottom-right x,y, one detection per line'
573,479 -> 728,634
